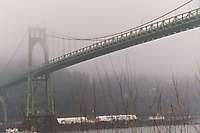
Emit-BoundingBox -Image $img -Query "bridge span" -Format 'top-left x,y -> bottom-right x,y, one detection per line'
2,7 -> 200,89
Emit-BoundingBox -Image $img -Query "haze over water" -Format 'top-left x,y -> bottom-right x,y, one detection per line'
3,1 -> 200,132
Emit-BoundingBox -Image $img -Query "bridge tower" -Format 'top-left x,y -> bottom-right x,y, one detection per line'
26,27 -> 56,132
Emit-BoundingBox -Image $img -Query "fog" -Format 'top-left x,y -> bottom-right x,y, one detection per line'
1,0 -> 200,82
1,0 -> 200,121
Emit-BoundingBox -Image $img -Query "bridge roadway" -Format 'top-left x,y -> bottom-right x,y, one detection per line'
2,8 -> 200,89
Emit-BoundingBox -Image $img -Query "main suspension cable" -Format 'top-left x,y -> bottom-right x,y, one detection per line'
0,30 -> 28,75
47,0 -> 193,41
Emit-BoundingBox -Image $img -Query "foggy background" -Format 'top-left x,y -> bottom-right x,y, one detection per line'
1,0 -> 200,120
0,0 -> 200,78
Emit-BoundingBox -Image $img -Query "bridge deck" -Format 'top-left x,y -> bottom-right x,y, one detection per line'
2,8 -> 200,88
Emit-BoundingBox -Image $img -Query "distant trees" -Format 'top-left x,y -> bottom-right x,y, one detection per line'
1,69 -> 200,121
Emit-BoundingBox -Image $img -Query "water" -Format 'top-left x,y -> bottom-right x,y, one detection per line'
64,125 -> 200,133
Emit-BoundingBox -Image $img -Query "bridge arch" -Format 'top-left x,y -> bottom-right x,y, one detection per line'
28,27 -> 48,69
31,42 -> 47,69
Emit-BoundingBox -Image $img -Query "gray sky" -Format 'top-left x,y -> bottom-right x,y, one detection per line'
1,0 -> 200,80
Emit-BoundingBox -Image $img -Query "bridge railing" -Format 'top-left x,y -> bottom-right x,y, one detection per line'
46,8 -> 200,66
2,7 -> 200,88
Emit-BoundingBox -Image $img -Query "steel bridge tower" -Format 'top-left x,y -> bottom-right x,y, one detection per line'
26,27 -> 56,132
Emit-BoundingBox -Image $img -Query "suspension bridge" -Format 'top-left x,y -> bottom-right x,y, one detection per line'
1,3 -> 200,132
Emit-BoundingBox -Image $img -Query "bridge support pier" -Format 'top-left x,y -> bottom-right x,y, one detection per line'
0,89 -> 8,123
25,27 -> 57,132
